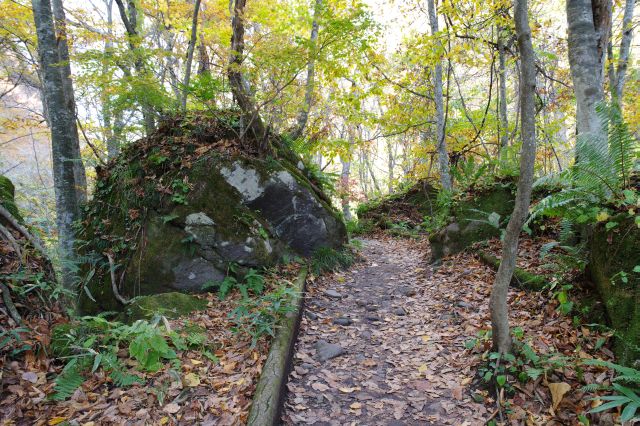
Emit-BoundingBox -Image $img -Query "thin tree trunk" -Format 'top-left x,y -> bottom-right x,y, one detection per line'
197,34 -> 210,75
340,133 -> 353,221
387,139 -> 395,193
498,27 -> 509,152
51,0 -> 87,204
490,0 -> 537,354
31,0 -> 80,289
228,0 -> 268,149
566,0 -> 608,140
181,0 -> 202,109
612,0 -> 635,102
290,0 -> 322,140
427,0 -> 452,191
114,0 -> 156,135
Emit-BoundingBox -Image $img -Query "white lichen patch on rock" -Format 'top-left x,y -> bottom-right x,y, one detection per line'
185,212 -> 215,226
220,162 -> 265,202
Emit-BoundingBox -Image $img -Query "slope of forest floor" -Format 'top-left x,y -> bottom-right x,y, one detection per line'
283,235 -> 617,425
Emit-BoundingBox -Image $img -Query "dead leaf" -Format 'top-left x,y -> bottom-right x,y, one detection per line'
163,403 -> 181,414
548,382 -> 571,410
184,372 -> 201,387
311,382 -> 329,392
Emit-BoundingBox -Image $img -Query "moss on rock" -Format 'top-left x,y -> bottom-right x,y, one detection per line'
124,292 -> 208,322
429,184 -> 515,261
0,175 -> 22,222
589,213 -> 640,366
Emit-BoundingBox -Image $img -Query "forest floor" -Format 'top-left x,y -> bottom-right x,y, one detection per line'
282,235 -> 616,425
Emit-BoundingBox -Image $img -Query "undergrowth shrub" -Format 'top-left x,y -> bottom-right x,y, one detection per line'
230,280 -> 298,347
581,359 -> 640,422
311,246 -> 355,275
49,315 -> 215,401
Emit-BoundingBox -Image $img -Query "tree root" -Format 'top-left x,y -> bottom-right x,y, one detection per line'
107,253 -> 130,305
0,282 -> 21,324
0,205 -> 47,257
477,250 -> 547,291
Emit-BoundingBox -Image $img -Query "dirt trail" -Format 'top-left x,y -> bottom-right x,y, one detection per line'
282,237 -> 489,425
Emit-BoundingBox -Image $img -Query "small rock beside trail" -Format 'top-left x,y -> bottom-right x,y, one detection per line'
315,340 -> 346,362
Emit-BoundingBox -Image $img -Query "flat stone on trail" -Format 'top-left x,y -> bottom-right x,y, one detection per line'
365,314 -> 380,322
323,289 -> 342,298
393,307 -> 407,316
315,339 -> 345,362
333,317 -> 353,326
396,286 -> 416,297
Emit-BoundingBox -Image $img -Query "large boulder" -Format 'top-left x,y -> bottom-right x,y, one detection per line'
429,183 -> 515,262
589,213 -> 640,366
78,113 -> 346,314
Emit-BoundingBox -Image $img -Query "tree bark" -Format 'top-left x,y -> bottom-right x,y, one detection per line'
31,0 -> 80,289
497,27 -> 509,152
50,0 -> 87,204
180,0 -> 202,109
290,0 -> 322,140
566,0 -> 608,140
490,0 -> 537,354
340,134 -> 353,221
114,0 -> 156,135
427,0 -> 452,191
197,34 -> 210,75
228,0 -> 268,150
611,0 -> 635,103
387,140 -> 395,194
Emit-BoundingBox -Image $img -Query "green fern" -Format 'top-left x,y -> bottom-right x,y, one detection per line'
51,359 -> 85,401
530,103 -> 639,226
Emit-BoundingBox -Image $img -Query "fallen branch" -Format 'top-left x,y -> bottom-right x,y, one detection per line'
477,250 -> 546,291
0,282 -> 21,324
106,253 -> 130,305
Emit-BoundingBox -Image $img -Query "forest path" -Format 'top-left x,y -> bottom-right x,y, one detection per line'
282,237 -> 489,425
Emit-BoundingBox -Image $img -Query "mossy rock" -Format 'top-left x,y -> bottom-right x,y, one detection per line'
77,112 -> 346,315
588,213 -> 640,366
123,292 -> 208,322
429,184 -> 515,261
0,175 -> 22,222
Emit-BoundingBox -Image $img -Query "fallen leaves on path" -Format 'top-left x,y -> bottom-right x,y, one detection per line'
283,235 -> 616,425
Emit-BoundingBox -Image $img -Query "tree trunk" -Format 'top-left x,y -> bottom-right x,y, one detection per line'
498,27 -> 509,152
612,0 -> 635,103
427,0 -> 452,191
566,0 -> 609,140
197,34 -> 210,75
180,0 -> 202,109
114,0 -> 156,135
31,0 -> 80,289
490,0 -> 537,354
290,0 -> 322,140
387,140 -> 395,194
50,0 -> 87,203
228,0 -> 268,149
340,135 -> 353,221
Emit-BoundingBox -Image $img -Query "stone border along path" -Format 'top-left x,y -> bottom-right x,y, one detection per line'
282,237 -> 489,425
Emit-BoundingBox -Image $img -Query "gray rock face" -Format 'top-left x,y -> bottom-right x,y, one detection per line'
315,340 -> 346,362
222,161 -> 346,256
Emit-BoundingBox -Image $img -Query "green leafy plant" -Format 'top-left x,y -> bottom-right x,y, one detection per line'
203,264 -> 266,300
49,315 -> 211,400
230,281 -> 298,347
582,359 -> 640,422
530,103 -> 639,226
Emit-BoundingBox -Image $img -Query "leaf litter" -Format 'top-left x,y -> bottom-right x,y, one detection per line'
282,234 -> 617,425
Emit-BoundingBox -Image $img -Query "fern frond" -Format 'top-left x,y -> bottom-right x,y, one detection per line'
51,359 -> 85,401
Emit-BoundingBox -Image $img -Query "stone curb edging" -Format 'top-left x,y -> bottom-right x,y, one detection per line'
247,266 -> 308,426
